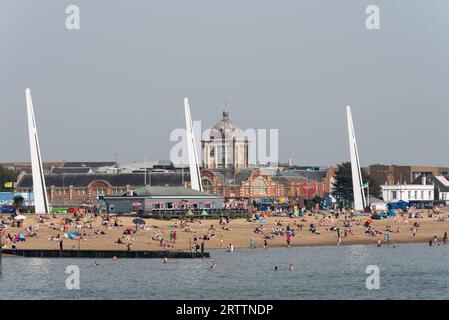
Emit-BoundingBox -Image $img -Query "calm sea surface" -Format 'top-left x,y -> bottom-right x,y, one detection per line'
1,243 -> 448,299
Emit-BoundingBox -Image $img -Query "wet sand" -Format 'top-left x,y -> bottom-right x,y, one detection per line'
1,211 -> 448,251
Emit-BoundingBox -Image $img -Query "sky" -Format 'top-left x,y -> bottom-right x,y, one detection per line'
1,0 -> 449,167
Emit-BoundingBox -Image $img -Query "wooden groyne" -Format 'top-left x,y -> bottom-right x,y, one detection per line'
1,249 -> 209,259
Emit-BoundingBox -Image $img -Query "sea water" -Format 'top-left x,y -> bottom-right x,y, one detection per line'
1,243 -> 448,299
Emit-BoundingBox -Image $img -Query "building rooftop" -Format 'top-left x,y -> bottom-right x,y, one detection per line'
62,161 -> 117,168
132,186 -> 216,197
16,172 -> 190,188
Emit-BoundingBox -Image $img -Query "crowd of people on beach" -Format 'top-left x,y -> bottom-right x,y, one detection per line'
2,204 -> 449,254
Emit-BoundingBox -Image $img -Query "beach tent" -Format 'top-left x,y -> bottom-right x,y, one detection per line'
388,201 -> 409,210
370,214 -> 382,220
387,209 -> 396,216
186,209 -> 194,217
200,210 -> 208,217
67,232 -> 80,239
14,215 -> 26,220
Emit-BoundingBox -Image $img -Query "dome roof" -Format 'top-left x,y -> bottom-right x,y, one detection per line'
210,110 -> 243,140
213,110 -> 239,131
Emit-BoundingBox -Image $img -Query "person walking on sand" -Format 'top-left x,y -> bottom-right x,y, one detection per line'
264,239 -> 268,249
286,233 -> 292,248
59,239 -> 64,250
220,236 -> 224,248
249,239 -> 255,248
173,231 -> 177,243
412,227 -> 417,237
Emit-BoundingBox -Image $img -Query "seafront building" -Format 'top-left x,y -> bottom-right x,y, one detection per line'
12,109 -> 335,209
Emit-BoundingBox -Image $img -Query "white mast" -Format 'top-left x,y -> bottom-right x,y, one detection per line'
26,88 -> 50,214
184,97 -> 203,191
346,105 -> 366,211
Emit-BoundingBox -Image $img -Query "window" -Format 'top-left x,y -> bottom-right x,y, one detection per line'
429,191 -> 433,199
421,191 -> 424,199
76,189 -> 86,196
93,189 -> 106,195
55,188 -> 67,195
253,177 -> 267,195
415,191 -> 418,199
391,191 -> 397,200
202,179 -> 213,193
112,188 -> 124,195
408,191 -> 411,199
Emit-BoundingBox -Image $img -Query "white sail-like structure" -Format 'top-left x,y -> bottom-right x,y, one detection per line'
26,88 -> 49,214
184,97 -> 203,191
346,105 -> 366,211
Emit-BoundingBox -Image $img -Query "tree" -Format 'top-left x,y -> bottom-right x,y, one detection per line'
0,165 -> 18,192
332,162 -> 381,207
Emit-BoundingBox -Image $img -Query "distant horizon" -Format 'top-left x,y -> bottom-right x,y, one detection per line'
2,159 -> 449,169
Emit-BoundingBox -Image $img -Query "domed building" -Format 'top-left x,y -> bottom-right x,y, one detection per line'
201,110 -> 249,169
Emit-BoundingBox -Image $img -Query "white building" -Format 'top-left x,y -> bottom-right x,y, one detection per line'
381,178 -> 434,203
432,175 -> 449,202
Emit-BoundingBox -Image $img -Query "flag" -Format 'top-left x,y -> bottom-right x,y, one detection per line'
361,182 -> 369,189
4,181 -> 13,188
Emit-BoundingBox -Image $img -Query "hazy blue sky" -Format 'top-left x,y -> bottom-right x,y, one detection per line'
1,1 -> 449,166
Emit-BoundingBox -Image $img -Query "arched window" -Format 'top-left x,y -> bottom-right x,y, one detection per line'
202,179 -> 213,193
253,177 -> 267,195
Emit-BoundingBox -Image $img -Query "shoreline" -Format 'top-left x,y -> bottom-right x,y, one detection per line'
1,237 -> 438,256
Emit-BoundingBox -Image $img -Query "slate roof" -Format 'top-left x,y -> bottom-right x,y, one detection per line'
208,169 -> 253,185
278,170 -> 328,182
52,167 -> 92,174
16,172 -> 190,188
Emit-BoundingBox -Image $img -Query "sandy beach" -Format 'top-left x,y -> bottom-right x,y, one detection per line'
2,209 -> 449,252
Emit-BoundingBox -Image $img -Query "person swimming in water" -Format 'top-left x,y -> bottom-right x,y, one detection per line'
274,266 -> 278,271
288,264 -> 295,272
163,256 -> 168,264
210,261 -> 217,271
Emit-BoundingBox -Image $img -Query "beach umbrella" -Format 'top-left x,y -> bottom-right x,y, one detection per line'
14,215 -> 26,220
133,218 -> 146,225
